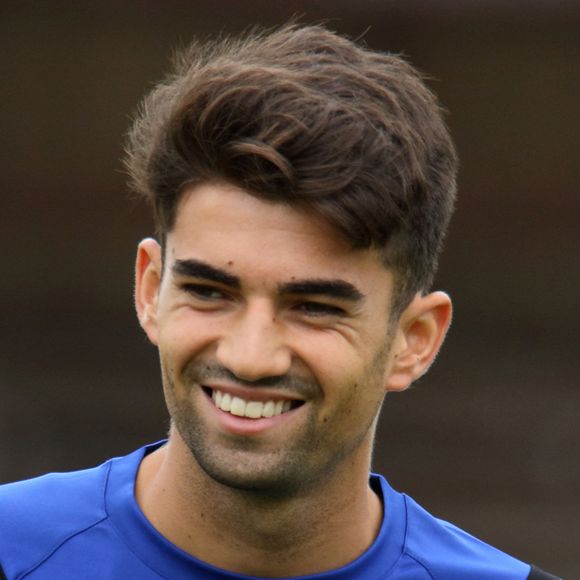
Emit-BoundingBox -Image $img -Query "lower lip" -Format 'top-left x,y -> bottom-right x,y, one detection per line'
203,392 -> 302,436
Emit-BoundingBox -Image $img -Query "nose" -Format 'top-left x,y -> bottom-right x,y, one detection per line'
215,300 -> 292,382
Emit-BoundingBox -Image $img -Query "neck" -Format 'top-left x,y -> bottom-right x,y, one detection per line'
136,433 -> 383,577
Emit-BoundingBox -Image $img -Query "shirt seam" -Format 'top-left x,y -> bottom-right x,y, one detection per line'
400,494 -> 436,579
18,462 -> 112,579
404,553 -> 436,579
104,456 -> 167,579
107,524 -> 168,579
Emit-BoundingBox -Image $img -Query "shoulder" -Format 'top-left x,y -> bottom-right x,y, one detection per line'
0,459 -> 112,576
400,492 -> 531,579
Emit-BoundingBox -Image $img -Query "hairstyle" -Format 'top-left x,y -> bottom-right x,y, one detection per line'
125,23 -> 458,316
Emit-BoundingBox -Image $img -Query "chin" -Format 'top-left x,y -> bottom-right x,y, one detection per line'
202,464 -> 304,497
186,439 -> 311,497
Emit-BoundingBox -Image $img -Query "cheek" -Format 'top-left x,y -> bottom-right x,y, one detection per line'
157,311 -> 220,361
306,344 -> 379,410
322,344 -> 390,416
300,334 -> 375,387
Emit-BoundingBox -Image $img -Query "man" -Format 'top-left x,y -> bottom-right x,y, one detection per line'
0,24 -> 559,579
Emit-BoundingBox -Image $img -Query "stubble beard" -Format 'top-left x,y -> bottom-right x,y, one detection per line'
163,360 -> 330,498
161,340 -> 391,498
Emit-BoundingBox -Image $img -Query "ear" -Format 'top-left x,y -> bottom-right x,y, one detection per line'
385,291 -> 452,392
135,238 -> 163,346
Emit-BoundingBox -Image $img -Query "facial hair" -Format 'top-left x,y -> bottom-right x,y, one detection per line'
161,339 -> 391,498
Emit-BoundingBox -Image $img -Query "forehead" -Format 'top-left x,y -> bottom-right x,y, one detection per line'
168,182 -> 392,292
173,181 -> 339,241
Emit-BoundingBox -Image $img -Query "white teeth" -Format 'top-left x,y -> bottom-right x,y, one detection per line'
211,389 -> 296,419
245,401 -> 263,419
262,400 -> 275,418
230,397 -> 246,417
221,393 -> 232,412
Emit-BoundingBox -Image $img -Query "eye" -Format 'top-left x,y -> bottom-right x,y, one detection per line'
182,283 -> 228,301
293,301 -> 346,318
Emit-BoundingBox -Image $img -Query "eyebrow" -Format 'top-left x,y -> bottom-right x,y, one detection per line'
280,279 -> 365,302
172,259 -> 241,289
172,259 -> 364,303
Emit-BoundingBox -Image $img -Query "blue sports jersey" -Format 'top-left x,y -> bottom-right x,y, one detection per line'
0,441 -> 534,579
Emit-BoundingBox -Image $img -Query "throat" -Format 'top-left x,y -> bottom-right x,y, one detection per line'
143,431 -> 382,578
192,483 -> 381,578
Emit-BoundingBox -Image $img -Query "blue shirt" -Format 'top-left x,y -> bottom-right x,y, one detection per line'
0,441 -> 532,579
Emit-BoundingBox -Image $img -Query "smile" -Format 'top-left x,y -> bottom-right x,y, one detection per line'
210,389 -> 297,419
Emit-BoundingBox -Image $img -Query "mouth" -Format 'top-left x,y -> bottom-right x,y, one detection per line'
203,387 -> 304,420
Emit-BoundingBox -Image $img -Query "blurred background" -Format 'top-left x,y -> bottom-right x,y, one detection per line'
1,1 -> 579,576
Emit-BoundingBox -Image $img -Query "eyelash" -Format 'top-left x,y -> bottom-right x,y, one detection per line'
180,284 -> 346,318
181,283 -> 228,301
293,302 -> 346,318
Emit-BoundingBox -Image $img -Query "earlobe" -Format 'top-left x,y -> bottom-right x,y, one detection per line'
135,238 -> 163,345
385,292 -> 452,392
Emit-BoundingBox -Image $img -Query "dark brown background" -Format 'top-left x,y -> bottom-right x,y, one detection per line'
1,1 -> 579,577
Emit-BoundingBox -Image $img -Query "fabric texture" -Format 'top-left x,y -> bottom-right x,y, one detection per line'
0,442 -> 544,579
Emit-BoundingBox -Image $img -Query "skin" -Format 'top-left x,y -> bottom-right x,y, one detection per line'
134,182 -> 452,577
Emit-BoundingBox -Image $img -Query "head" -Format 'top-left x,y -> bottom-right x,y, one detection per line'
125,23 -> 458,319
129,24 -> 457,493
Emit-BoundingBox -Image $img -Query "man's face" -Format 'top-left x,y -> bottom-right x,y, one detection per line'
141,182 -> 403,495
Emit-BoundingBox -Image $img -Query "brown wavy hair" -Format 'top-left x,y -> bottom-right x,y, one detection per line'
124,23 -> 458,315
